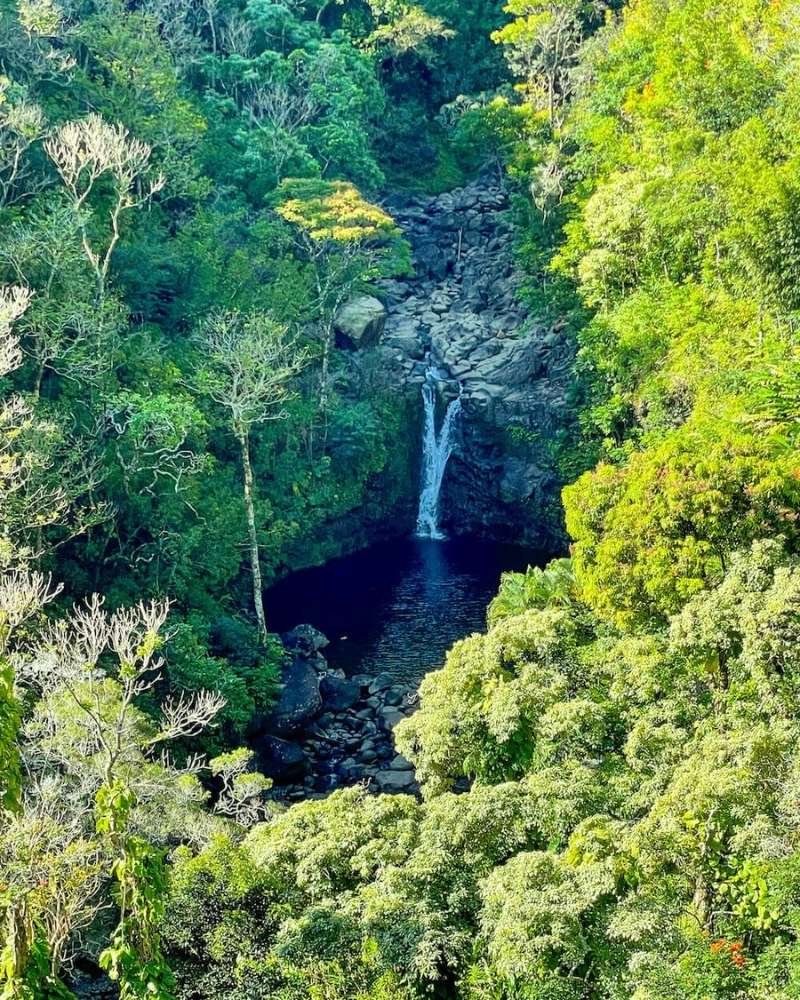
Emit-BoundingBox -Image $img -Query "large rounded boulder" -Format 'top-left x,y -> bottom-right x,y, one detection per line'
335,295 -> 387,349
267,658 -> 322,734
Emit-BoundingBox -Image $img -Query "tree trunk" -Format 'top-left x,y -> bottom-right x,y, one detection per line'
319,320 -> 332,454
692,873 -> 710,930
33,360 -> 45,401
237,423 -> 268,643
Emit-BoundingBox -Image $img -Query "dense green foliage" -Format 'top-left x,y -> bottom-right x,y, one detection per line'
0,0 -> 479,726
5,0 -> 800,998
159,537 -> 800,1000
154,3 -> 800,998
0,1 -> 509,994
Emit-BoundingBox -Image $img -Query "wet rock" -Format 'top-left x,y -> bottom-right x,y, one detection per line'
380,708 -> 406,730
283,624 -> 329,655
390,754 -> 414,771
256,735 -> 308,783
369,672 -> 395,695
500,457 -> 543,504
268,659 -> 322,734
320,675 -> 361,712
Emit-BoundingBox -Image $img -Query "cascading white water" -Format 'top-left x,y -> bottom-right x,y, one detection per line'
416,378 -> 462,539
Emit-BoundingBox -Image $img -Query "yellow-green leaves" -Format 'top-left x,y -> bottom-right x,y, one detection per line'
275,179 -> 400,246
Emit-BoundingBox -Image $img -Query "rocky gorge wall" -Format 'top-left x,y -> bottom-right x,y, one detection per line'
277,175 -> 574,582
360,176 -> 575,547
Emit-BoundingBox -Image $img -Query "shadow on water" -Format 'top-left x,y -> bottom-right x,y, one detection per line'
266,535 -> 551,684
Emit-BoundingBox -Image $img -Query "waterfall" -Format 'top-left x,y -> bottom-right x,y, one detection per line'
416,378 -> 462,539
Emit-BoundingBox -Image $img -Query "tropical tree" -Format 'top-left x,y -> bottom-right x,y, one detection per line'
2,584 -> 226,999
275,178 -> 408,452
492,0 -> 600,126
45,115 -> 164,305
193,312 -> 305,642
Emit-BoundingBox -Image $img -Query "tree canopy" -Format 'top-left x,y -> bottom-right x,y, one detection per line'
5,1 -> 800,999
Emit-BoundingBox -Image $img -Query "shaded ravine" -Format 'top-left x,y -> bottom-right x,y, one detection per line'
377,177 -> 574,548
258,536 -> 549,801
250,178 -> 570,801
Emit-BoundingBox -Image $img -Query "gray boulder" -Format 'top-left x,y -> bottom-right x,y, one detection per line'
375,770 -> 416,793
369,672 -> 395,695
320,675 -> 361,712
283,624 -> 329,655
256,735 -> 308,782
268,658 -> 322,734
380,708 -> 406,730
335,296 -> 387,349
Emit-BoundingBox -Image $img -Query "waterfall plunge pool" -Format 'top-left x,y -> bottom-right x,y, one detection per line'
266,536 -> 551,686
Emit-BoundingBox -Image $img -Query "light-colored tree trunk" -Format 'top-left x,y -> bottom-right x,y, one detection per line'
236,421 -> 267,642
318,317 -> 335,454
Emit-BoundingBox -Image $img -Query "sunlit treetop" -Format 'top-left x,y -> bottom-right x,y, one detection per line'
365,0 -> 454,58
491,0 -> 602,125
275,178 -> 401,244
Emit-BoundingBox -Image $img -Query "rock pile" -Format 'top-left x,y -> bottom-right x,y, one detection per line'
250,625 -> 419,801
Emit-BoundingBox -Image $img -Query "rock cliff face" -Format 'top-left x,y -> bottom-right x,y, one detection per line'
373,177 -> 574,546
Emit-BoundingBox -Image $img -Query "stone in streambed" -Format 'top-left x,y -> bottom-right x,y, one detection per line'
380,707 -> 406,730
255,735 -> 308,783
369,672 -> 394,695
320,675 -> 361,711
282,624 -> 329,655
268,658 -> 322,734
383,687 -> 405,706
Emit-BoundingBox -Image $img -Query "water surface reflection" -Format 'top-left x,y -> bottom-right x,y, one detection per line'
266,536 -> 550,683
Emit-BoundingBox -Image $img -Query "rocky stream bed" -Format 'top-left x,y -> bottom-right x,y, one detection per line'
252,624 -> 420,799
